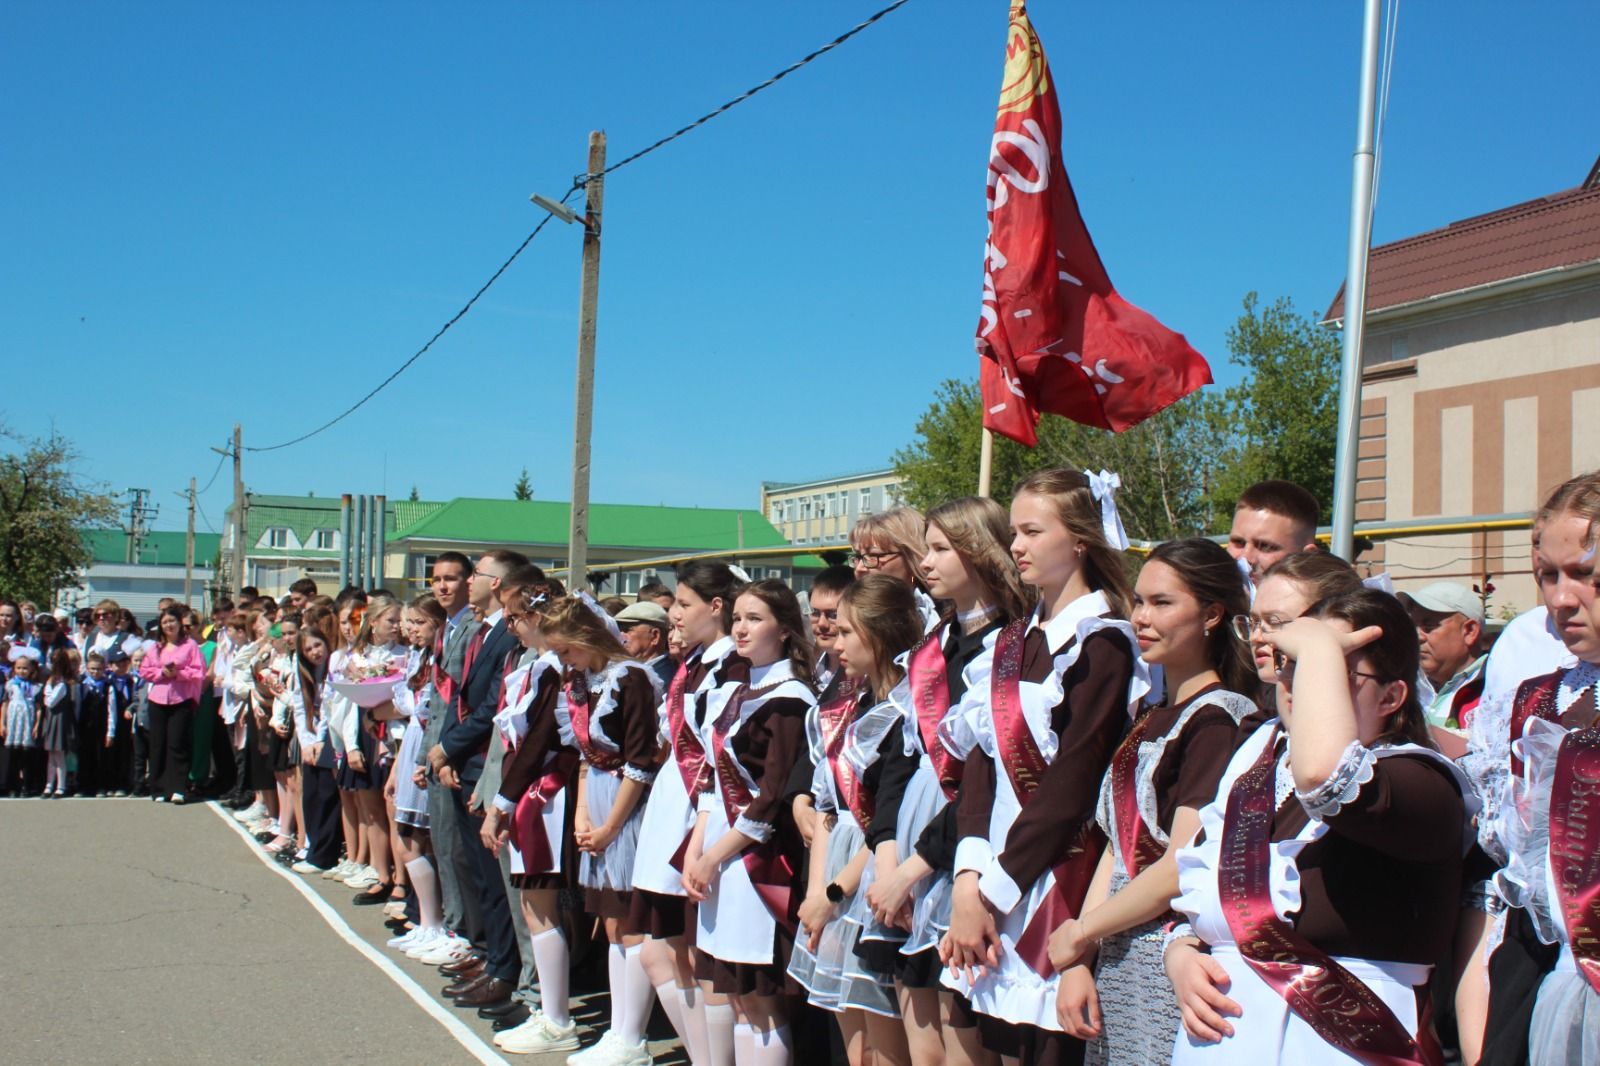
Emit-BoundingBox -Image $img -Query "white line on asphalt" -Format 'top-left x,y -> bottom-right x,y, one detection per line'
205,802 -> 513,1066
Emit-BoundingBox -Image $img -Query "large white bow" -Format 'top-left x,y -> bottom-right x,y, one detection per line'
1088,469 -> 1129,551
576,590 -> 625,643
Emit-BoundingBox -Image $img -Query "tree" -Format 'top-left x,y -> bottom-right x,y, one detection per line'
512,468 -> 533,501
0,427 -> 119,604
894,294 -> 1339,539
408,485 -> 420,502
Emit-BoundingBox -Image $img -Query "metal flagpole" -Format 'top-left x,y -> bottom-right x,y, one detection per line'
1330,0 -> 1384,561
978,426 -> 994,498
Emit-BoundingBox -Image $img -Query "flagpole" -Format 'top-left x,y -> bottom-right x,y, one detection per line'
1330,0 -> 1383,561
978,426 -> 994,498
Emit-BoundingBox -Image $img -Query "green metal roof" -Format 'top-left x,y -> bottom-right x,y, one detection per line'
84,529 -> 223,566
389,498 -> 789,553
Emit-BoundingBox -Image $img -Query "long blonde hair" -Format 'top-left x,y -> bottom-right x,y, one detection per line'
925,496 -> 1034,623
1011,468 -> 1134,618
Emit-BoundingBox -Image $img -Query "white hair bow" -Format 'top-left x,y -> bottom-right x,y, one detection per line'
576,590 -> 625,643
1088,469 -> 1129,551
728,565 -> 752,583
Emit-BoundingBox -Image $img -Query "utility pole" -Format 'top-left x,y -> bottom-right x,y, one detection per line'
123,489 -> 158,564
567,132 -> 605,594
212,424 -> 246,595
184,477 -> 196,605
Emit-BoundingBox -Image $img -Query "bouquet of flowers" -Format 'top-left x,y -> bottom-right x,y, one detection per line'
331,646 -> 406,707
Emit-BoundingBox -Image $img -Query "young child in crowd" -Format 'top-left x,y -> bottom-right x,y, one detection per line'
39,649 -> 77,797
3,649 -> 44,796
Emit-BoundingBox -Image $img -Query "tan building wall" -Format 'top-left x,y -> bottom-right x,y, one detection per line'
761,470 -> 903,547
1359,275 -> 1600,618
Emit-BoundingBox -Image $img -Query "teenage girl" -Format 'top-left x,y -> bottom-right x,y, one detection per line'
542,594 -> 664,1066
386,596 -> 447,949
1045,538 -> 1257,1064
482,576 -> 588,1055
343,595 -> 403,902
790,574 -> 926,1066
682,579 -> 818,1065
291,608 -> 344,874
940,468 -> 1147,1066
866,496 -> 1035,1066
630,561 -> 745,1065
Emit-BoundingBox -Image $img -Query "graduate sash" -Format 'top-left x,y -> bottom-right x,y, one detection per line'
711,682 -> 799,933
511,750 -> 577,875
908,626 -> 963,800
666,656 -> 713,797
1508,672 -> 1563,778
991,618 -> 1108,977
1219,729 -> 1441,1066
1550,724 -> 1600,995
819,679 -> 872,831
1108,713 -> 1165,880
567,674 -> 625,774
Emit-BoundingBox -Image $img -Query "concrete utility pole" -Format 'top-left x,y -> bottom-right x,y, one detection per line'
222,424 -> 246,594
123,489 -> 157,564
184,477 -> 196,605
567,132 -> 606,594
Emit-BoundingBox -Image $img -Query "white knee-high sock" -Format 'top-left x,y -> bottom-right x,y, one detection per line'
620,943 -> 655,1045
679,984 -> 711,1066
654,980 -> 688,1047
732,1022 -> 756,1065
531,928 -> 571,1027
404,857 -> 443,931
704,999 -> 736,1066
608,944 -> 628,1036
745,1023 -> 791,1066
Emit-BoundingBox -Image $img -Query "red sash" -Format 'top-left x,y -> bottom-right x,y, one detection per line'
567,675 -> 625,774
512,751 -> 577,874
907,626 -> 964,800
665,656 -> 712,797
1108,714 -> 1164,880
710,682 -> 800,934
818,679 -> 871,831
1550,724 -> 1600,996
1219,729 -> 1441,1066
990,618 -> 1109,977
1509,673 -> 1562,778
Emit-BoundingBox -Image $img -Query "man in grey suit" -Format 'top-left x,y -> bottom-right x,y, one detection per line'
419,552 -> 482,946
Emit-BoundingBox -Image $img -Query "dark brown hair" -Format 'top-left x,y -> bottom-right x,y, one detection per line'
1145,537 -> 1257,696
734,579 -> 816,691
1236,480 -> 1320,539
1305,588 -> 1433,750
1260,551 -> 1364,606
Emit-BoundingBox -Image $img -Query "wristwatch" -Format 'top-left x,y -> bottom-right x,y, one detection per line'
825,882 -> 845,904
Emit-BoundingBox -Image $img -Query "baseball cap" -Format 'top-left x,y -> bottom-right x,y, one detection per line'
1400,582 -> 1484,624
614,602 -> 671,630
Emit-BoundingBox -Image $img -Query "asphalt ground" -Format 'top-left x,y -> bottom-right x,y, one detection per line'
0,797 -> 685,1066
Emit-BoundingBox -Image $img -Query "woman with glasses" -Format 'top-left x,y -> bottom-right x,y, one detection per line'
1045,538 -> 1257,1064
851,508 -> 940,632
1231,552 -> 1366,721
1163,588 -> 1473,1064
940,468 -> 1148,1066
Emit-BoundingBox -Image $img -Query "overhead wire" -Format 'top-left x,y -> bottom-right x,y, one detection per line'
240,0 -> 913,455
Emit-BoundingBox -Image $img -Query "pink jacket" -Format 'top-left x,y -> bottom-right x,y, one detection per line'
139,638 -> 207,705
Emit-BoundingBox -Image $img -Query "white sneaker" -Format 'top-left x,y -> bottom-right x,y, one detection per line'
498,1011 -> 580,1053
344,865 -> 381,889
169,793 -> 186,805
290,860 -> 327,875
233,802 -> 266,822
386,926 -> 422,949
322,859 -> 355,881
568,1031 -> 651,1066
416,935 -> 473,966
403,929 -> 447,959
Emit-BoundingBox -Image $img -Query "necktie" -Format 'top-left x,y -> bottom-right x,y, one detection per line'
457,627 -> 486,723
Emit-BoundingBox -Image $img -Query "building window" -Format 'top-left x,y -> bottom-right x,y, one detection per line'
266,527 -> 289,548
313,529 -> 336,550
770,505 -> 781,523
860,487 -> 872,513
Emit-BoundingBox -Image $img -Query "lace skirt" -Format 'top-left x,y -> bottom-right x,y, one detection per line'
393,716 -> 429,828
1085,920 -> 1178,1065
577,768 -> 644,893
787,817 -> 899,1018
1528,958 -> 1600,1066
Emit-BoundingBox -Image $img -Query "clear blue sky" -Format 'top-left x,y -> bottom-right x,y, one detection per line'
4,1 -> 1595,534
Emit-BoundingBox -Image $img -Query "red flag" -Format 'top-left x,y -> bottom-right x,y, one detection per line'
977,2 -> 1212,446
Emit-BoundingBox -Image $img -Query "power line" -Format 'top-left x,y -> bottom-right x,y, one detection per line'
242,1 -> 913,454
584,0 -> 914,184
245,191 -> 578,453
197,446 -> 227,494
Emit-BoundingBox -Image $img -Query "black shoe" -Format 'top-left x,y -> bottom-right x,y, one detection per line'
352,884 -> 394,906
477,998 -> 524,1019
489,1004 -> 532,1030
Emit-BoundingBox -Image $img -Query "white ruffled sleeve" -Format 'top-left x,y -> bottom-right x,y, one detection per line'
1295,740 -> 1378,820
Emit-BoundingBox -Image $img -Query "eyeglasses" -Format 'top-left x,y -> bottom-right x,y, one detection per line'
1231,614 -> 1290,642
1272,649 -> 1385,686
848,550 -> 898,570
809,609 -> 838,622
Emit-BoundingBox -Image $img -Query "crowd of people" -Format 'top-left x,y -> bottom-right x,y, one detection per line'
3,465 -> 1596,1066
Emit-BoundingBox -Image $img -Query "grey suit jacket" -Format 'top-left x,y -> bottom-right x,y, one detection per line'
418,613 -> 484,764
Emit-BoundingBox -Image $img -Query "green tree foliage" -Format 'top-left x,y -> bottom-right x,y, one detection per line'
512,468 -> 533,501
0,428 -> 119,604
894,294 -> 1339,539
408,485 -> 420,502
